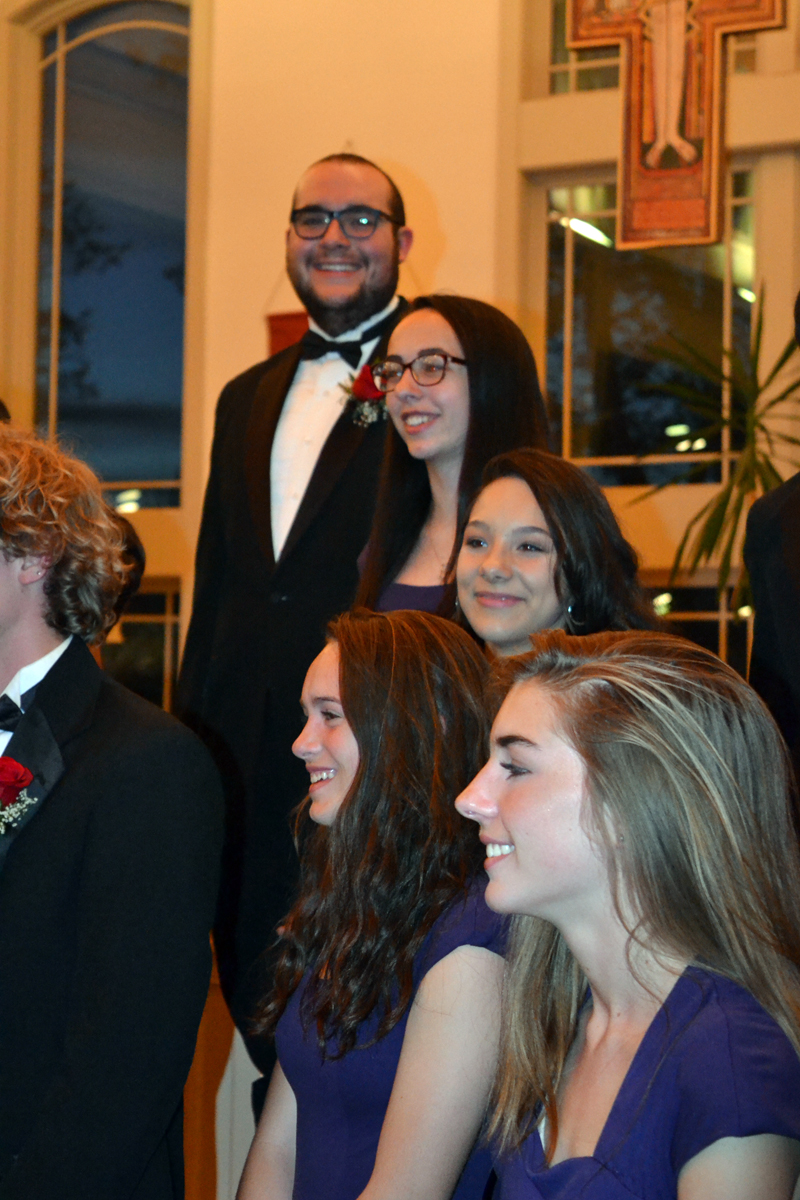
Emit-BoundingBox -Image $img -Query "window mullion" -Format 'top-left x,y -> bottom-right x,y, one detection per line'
562,202 -> 574,459
47,22 -> 67,441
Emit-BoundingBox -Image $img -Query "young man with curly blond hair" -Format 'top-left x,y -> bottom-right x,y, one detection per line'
0,427 -> 222,1200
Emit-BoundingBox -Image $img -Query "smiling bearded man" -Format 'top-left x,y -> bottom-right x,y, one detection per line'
175,155 -> 413,1101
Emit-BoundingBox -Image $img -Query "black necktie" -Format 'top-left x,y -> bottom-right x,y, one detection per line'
298,307 -> 400,370
0,695 -> 22,733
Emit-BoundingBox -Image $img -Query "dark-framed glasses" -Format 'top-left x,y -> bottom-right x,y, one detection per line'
290,205 -> 400,240
372,351 -> 469,393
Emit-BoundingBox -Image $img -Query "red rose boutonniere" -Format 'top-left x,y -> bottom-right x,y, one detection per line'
0,757 -> 36,834
339,364 -> 387,428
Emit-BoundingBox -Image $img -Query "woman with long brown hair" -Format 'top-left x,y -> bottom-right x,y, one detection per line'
238,609 -> 505,1200
357,295 -> 548,614
457,630 -> 800,1200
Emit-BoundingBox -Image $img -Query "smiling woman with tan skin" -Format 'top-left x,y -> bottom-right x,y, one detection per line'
456,449 -> 659,656
456,630 -> 800,1200
357,296 -> 548,614
238,610 -> 505,1200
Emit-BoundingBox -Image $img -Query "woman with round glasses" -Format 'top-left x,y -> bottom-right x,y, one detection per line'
456,448 -> 659,656
238,609 -> 505,1200
356,295 -> 548,613
456,629 -> 800,1200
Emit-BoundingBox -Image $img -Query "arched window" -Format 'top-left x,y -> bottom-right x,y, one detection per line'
36,1 -> 189,511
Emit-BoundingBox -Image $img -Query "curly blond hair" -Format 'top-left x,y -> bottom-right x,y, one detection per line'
0,428 -> 129,642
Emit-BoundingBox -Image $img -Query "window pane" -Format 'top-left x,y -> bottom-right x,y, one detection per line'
726,618 -> 749,677
102,620 -> 166,706
576,45 -> 618,61
569,234 -> 724,470
124,592 -> 166,614
551,0 -> 569,64
573,184 -> 615,214
546,219 -> 565,452
666,618 -> 720,656
659,587 -> 718,613
67,1 -> 188,41
576,64 -> 619,90
52,26 -> 187,485
732,171 -> 753,199
105,486 -> 181,509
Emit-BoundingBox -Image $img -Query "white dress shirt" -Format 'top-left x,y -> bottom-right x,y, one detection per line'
269,297 -> 399,560
0,636 -> 71,757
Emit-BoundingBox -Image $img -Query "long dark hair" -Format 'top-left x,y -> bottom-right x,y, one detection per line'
458,448 -> 659,635
256,609 -> 489,1054
357,295 -> 549,610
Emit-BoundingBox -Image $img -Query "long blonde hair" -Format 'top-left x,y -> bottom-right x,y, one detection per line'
490,629 -> 800,1153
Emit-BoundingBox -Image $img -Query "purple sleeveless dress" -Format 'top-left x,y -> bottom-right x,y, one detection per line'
375,580 -> 446,613
276,882 -> 506,1200
495,966 -> 800,1200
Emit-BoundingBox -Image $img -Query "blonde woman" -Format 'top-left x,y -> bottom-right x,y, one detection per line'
457,630 -> 800,1200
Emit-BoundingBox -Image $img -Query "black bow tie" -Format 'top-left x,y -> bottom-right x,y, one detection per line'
0,686 -> 38,733
298,307 -> 400,370
299,330 -> 363,369
0,695 -> 22,734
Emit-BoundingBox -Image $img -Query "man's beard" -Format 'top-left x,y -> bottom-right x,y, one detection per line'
288,254 -> 400,338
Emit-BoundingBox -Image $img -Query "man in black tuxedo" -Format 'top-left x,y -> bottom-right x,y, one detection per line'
176,154 -> 413,1066
744,288 -> 800,775
0,428 -> 222,1200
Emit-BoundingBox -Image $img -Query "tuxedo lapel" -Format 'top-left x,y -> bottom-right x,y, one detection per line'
277,303 -> 408,565
0,639 -> 100,874
244,345 -> 303,571
0,707 -> 64,873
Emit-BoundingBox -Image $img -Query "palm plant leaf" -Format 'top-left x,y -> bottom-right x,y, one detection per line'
635,292 -> 800,599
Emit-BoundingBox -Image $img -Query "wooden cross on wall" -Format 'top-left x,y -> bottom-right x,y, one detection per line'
570,0 -> 785,247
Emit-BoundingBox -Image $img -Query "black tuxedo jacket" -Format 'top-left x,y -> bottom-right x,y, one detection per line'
176,309 -> 405,1055
0,638 -> 222,1200
744,472 -> 800,774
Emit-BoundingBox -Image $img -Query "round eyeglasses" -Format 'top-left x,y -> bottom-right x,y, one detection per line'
372,352 -> 469,393
290,206 -> 400,240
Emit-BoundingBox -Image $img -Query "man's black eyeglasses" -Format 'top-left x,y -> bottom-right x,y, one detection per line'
372,352 -> 469,393
290,206 -> 401,240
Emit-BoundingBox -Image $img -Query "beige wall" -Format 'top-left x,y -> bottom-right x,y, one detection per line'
182,0 -> 508,610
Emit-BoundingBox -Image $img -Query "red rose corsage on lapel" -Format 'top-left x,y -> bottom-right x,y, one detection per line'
339,364 -> 387,428
0,758 -> 36,834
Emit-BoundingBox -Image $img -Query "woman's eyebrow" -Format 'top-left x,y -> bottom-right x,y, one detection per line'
496,734 -> 538,749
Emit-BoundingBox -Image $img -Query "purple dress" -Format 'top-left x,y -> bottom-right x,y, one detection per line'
375,580 -> 446,613
276,883 -> 506,1200
495,966 -> 800,1200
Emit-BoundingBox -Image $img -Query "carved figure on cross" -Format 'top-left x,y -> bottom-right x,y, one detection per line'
570,0 -> 785,245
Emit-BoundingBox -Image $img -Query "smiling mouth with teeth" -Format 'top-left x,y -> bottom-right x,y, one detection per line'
486,843 -> 515,858
309,769 -> 336,785
404,413 -> 436,427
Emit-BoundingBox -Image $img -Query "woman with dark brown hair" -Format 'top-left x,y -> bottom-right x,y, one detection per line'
357,295 -> 548,614
238,609 -> 505,1200
456,449 -> 659,656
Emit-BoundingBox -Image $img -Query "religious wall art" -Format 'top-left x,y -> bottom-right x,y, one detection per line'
570,0 -> 785,247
